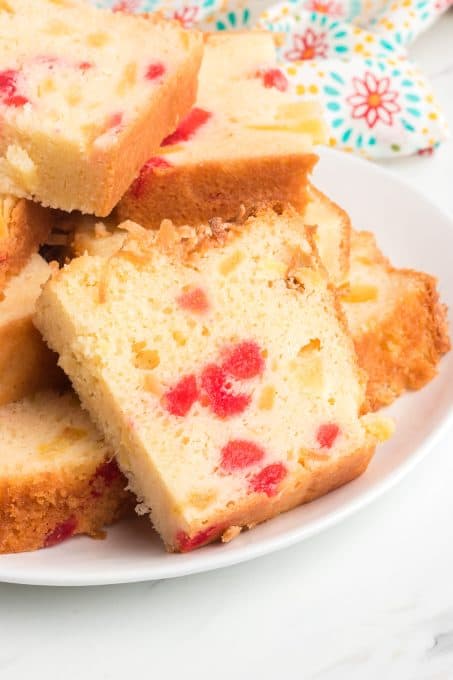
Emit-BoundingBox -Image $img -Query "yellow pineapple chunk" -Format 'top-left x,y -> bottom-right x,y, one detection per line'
0,1 -> 14,13
87,31 -> 109,47
143,374 -> 163,396
341,284 -> 378,303
188,490 -> 218,510
362,415 -> 395,442
219,250 -> 244,276
38,427 -> 87,456
117,62 -> 137,96
258,385 -> 276,410
290,353 -> 324,393
134,342 -> 160,370
172,330 -> 187,346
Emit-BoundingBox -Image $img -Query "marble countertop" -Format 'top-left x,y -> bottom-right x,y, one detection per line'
1,14 -> 453,680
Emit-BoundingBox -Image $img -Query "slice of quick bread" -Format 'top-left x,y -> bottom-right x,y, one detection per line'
36,210 -> 388,553
0,253 -> 64,406
343,231 -> 450,411
0,0 -> 203,215
116,32 -> 323,228
0,194 -> 52,290
58,183 -> 350,286
0,390 -> 131,554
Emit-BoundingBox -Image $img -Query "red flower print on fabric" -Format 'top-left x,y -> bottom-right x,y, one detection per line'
173,6 -> 199,28
435,0 -> 453,9
305,0 -> 343,17
417,146 -> 436,156
285,29 -> 328,61
112,0 -> 140,12
347,72 -> 401,129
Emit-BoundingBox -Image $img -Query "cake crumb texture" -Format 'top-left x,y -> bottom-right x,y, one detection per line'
0,390 -> 132,554
36,208 -> 381,552
0,195 -> 52,290
0,0 -> 203,215
0,253 -> 65,406
116,31 -> 322,229
344,230 -> 450,411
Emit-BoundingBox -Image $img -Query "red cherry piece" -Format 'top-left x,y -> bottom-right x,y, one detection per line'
44,516 -> 77,548
222,341 -> 265,380
79,61 -> 93,71
177,287 -> 209,314
106,112 -> 123,129
316,423 -> 340,449
176,525 -> 220,552
260,68 -> 289,92
249,463 -> 287,497
6,94 -> 28,107
0,69 -> 28,107
200,364 -> 250,418
146,62 -> 165,81
91,459 -> 122,497
131,156 -> 172,198
163,374 -> 199,417
95,459 -> 122,485
220,439 -> 265,472
162,107 -> 212,146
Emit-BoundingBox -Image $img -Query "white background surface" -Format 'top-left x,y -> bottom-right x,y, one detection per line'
1,14 -> 453,680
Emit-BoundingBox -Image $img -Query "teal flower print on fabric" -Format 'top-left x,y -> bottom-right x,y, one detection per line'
284,57 -> 448,157
90,0 -> 451,159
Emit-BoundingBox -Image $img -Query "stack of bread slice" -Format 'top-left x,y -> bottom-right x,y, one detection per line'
0,1 -> 449,554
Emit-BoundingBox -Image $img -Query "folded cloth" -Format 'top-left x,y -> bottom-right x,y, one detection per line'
94,0 -> 450,158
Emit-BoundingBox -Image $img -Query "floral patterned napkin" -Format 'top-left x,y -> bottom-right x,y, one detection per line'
94,0 -> 451,159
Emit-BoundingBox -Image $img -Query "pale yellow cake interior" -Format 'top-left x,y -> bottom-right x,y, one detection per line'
155,32 -> 326,167
0,0 -> 201,209
36,210 -> 375,546
343,230 -> 414,334
303,185 -> 350,286
0,253 -> 50,324
0,1 -> 195,147
0,194 -> 19,240
0,390 -> 110,478
69,184 -> 349,286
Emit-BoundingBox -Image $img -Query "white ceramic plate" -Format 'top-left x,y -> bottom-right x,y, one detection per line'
2,147 -> 453,586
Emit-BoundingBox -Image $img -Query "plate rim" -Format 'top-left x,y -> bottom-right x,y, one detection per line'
2,147 -> 453,587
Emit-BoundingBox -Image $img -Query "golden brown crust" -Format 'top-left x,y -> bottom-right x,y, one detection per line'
0,199 -> 53,291
122,213 -> 373,552
168,444 -> 374,551
0,460 -> 132,554
116,153 -> 317,227
114,204 -> 295,264
89,38 -> 204,216
0,315 -> 66,407
37,209 -> 377,554
348,231 -> 450,412
7,35 -> 203,217
356,269 -> 450,412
